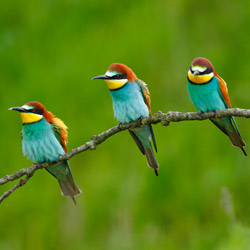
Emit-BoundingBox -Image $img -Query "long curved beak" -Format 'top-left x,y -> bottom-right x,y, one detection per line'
92,75 -> 109,80
8,107 -> 26,112
193,70 -> 200,76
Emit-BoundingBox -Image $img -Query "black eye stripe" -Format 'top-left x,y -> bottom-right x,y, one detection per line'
190,67 -> 213,75
201,67 -> 213,75
36,109 -> 43,115
110,73 -> 127,80
28,108 -> 43,115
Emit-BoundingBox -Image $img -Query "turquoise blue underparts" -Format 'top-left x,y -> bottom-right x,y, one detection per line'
110,81 -> 149,123
22,118 -> 65,163
110,81 -> 151,148
187,77 -> 226,112
22,118 -> 69,181
187,77 -> 237,133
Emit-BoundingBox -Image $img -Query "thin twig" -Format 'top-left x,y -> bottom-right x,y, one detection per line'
0,108 -> 249,203
0,174 -> 34,203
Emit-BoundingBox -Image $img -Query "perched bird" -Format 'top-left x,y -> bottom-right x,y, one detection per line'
92,63 -> 159,175
187,57 -> 247,155
9,101 -> 81,203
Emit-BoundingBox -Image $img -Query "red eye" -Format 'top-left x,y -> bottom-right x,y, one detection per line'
114,75 -> 119,79
31,109 -> 36,112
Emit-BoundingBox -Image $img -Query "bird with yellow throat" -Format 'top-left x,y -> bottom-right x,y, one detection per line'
93,63 -> 159,175
9,101 -> 81,203
187,57 -> 246,155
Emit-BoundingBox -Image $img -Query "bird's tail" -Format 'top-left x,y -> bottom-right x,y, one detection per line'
129,126 -> 159,176
144,147 -> 159,176
227,129 -> 247,156
46,161 -> 82,204
210,117 -> 247,156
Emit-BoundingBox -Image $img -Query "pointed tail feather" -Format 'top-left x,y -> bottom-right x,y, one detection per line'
210,118 -> 247,156
46,161 -> 82,204
129,127 -> 159,175
144,147 -> 159,176
227,130 -> 247,156
58,172 -> 82,204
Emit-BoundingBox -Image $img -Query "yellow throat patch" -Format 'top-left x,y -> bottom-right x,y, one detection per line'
21,113 -> 43,124
105,79 -> 127,90
188,71 -> 213,84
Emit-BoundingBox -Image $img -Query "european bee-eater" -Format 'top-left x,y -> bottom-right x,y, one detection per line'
187,57 -> 247,155
9,101 -> 81,203
93,63 -> 159,175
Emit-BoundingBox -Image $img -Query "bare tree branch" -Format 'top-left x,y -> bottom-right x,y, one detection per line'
1,108 -> 250,203
0,174 -> 34,203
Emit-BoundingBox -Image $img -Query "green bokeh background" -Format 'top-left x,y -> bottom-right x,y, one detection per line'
1,0 -> 250,249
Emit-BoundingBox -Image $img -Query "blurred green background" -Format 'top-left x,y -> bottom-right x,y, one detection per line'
1,0 -> 250,249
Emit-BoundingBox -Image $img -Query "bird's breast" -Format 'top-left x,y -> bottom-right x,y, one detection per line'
110,82 -> 149,123
22,119 -> 65,163
187,78 -> 226,112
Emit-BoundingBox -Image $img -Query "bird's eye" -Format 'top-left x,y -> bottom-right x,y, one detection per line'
30,109 -> 36,112
114,75 -> 120,79
203,69 -> 209,74
204,67 -> 213,74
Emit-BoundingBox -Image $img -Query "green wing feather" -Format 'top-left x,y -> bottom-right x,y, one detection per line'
135,79 -> 157,152
47,118 -> 81,200
46,120 -> 69,182
135,79 -> 151,114
212,78 -> 247,155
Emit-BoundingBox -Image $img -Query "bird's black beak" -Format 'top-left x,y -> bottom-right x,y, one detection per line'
92,75 -> 109,80
193,70 -> 200,76
8,107 -> 26,113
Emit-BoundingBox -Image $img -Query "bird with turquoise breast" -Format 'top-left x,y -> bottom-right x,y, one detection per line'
187,57 -> 246,155
9,101 -> 81,203
93,63 -> 159,175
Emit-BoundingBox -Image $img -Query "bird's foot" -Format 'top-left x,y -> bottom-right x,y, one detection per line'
212,109 -> 218,117
137,116 -> 144,125
198,111 -> 205,119
118,122 -> 123,130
